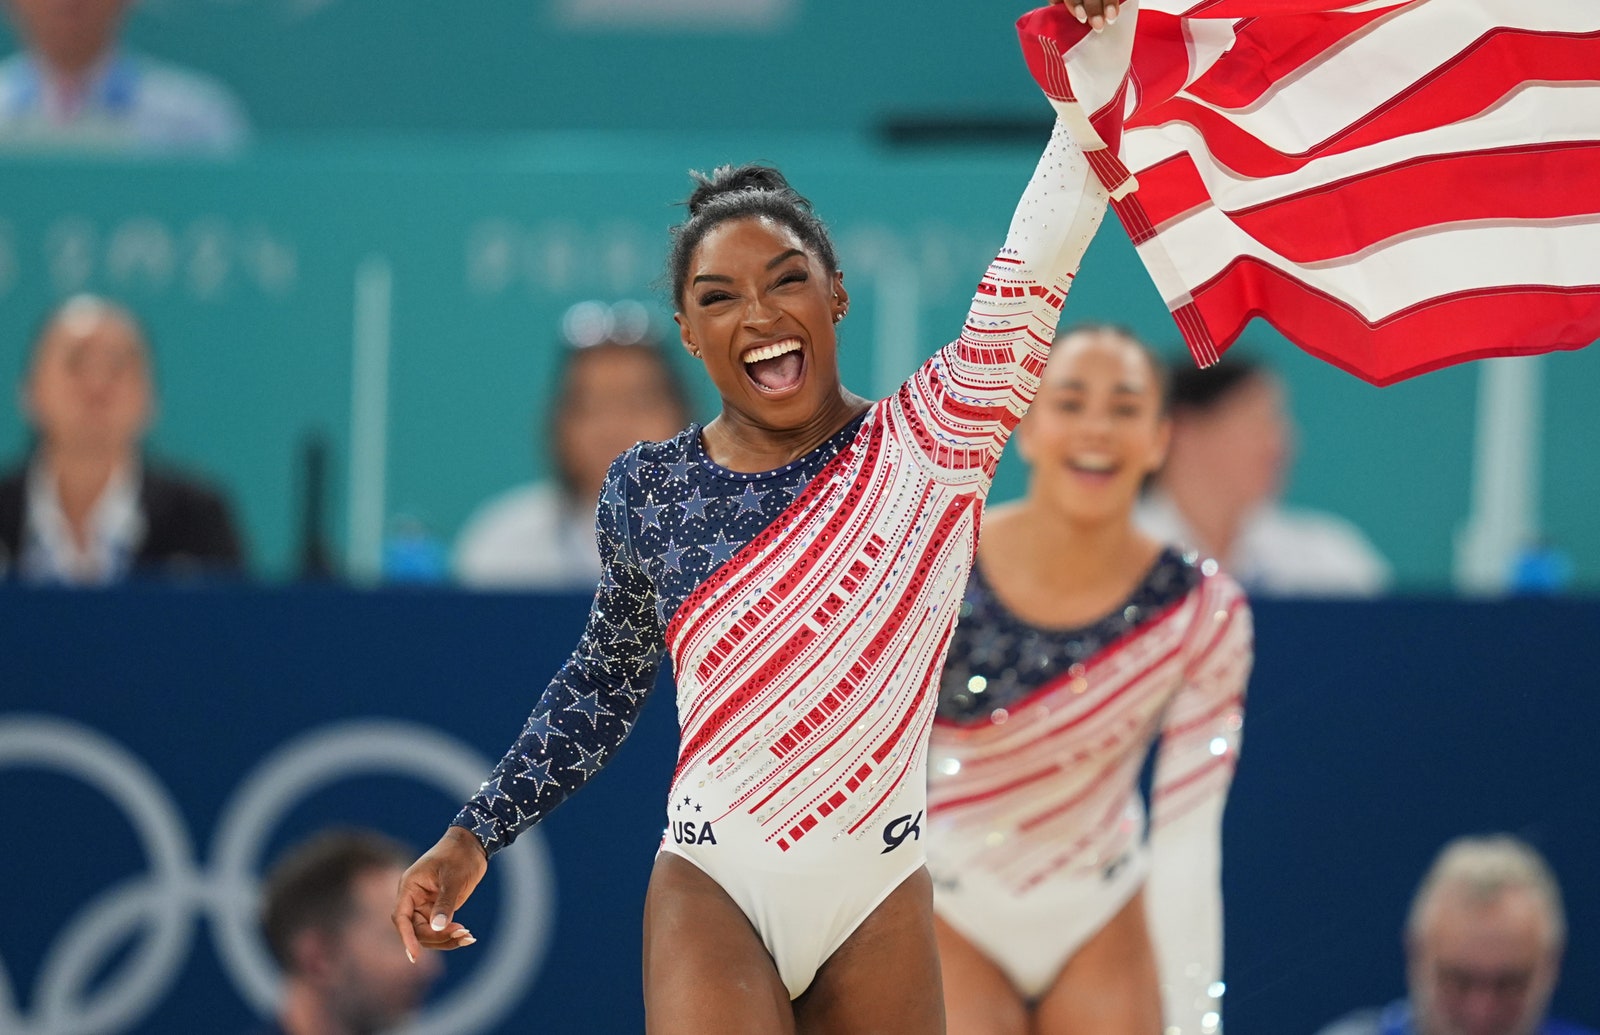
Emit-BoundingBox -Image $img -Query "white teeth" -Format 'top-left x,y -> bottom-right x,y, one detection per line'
1071,456 -> 1116,472
742,339 -> 802,364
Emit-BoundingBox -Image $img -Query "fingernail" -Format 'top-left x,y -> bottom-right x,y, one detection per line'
452,928 -> 474,939
1091,15 -> 1106,31
1106,4 -> 1119,24
430,914 -> 447,932
1072,4 -> 1088,22
460,936 -> 477,946
406,950 -> 416,964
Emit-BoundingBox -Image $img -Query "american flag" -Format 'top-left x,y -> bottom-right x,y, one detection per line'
1018,1 -> 1600,385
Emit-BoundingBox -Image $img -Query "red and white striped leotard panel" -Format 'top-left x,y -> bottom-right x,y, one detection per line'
928,569 -> 1250,893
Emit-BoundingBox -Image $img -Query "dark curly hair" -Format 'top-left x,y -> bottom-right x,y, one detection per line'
666,163 -> 839,311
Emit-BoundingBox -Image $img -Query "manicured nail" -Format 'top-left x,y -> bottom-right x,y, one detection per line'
1106,4 -> 1119,24
452,928 -> 474,939
430,914 -> 447,932
406,950 -> 416,964
459,935 -> 477,946
1072,4 -> 1088,22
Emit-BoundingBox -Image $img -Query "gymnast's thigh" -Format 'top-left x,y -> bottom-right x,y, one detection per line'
935,913 -> 1029,1035
642,852 -> 796,1035
794,866 -> 944,1035
1031,888 -> 1162,1035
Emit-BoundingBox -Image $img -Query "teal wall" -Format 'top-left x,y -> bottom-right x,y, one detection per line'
2,0 -> 1596,587
3,138 -> 1597,587
0,0 -> 1043,134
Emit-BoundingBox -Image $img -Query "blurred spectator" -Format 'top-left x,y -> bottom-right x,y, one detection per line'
455,303 -> 691,590
0,294 -> 245,583
0,0 -> 249,153
1315,834 -> 1594,1035
258,828 -> 441,1035
1136,356 -> 1390,596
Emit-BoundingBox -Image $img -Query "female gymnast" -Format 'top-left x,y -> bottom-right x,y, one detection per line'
393,3 -> 1122,1030
926,326 -> 1253,1035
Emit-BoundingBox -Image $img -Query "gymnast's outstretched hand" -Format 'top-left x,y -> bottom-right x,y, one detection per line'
1049,0 -> 1122,34
392,825 -> 489,963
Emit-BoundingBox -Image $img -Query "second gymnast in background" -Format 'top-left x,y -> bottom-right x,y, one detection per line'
927,326 -> 1254,1035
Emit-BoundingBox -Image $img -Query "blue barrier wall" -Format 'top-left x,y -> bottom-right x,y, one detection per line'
2,587 -> 1597,1034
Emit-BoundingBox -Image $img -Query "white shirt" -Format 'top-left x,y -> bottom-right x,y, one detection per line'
453,482 -> 601,591
20,461 -> 145,585
0,49 -> 248,154
1136,491 -> 1391,597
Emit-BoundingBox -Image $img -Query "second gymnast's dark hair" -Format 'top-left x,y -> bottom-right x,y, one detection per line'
666,164 -> 840,310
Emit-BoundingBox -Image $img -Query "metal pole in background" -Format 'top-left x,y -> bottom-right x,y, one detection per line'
1454,354 -> 1544,594
347,255 -> 393,584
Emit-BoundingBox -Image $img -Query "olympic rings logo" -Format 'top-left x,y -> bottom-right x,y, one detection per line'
0,715 -> 555,1035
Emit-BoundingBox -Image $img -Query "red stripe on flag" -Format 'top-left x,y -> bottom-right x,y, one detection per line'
1186,7 -> 1399,110
1126,11 -> 1193,111
1189,258 -> 1600,384
1223,143 -> 1600,263
1129,30 -> 1600,178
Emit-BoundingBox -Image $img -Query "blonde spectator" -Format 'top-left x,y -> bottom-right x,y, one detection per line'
0,295 -> 244,583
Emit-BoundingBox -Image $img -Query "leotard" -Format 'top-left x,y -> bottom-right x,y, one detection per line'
454,113 -> 1111,998
927,549 -> 1252,1030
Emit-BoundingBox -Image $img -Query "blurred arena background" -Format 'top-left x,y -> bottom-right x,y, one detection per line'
1,2 -> 1596,1033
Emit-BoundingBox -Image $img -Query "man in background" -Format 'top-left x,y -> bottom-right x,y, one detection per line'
258,829 -> 443,1035
1315,835 -> 1595,1035
0,0 -> 249,152
1137,356 -> 1390,596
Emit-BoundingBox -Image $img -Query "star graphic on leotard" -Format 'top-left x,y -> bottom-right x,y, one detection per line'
565,690 -> 613,728
611,619 -> 643,646
968,626 -> 1013,669
482,775 -> 514,807
678,489 -> 710,523
664,459 -> 693,482
569,744 -> 607,778
513,757 -> 561,795
602,478 -> 626,508
703,532 -> 739,565
694,803 -> 702,813
637,500 -> 666,530
732,483 -> 768,514
521,710 -> 568,750
625,652 -> 661,678
660,540 -> 687,571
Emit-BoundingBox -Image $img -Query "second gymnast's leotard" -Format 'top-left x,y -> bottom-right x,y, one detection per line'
452,114 -> 1111,999
927,549 -> 1252,1031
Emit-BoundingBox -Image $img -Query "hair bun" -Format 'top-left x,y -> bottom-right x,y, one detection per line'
684,163 -> 802,218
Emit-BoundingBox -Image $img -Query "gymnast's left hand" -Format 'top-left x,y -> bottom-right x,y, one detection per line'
1049,0 -> 1121,32
392,825 -> 489,963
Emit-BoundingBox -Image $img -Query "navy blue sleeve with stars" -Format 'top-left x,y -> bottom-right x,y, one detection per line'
452,451 -> 667,856
452,417 -> 858,855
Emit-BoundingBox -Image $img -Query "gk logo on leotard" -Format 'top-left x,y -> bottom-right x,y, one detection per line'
881,810 -> 923,854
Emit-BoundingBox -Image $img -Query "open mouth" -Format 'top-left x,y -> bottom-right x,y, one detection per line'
1067,455 -> 1121,482
742,337 -> 806,395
